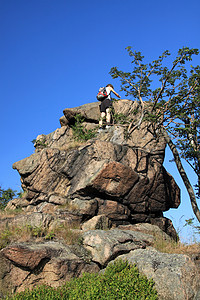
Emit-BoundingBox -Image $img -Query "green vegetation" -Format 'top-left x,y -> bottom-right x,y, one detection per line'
0,227 -> 13,249
52,221 -> 81,245
31,138 -> 48,148
0,187 -> 20,210
72,114 -> 97,141
6,259 -> 158,300
110,46 -> 200,222
0,224 -> 46,250
113,112 -> 129,125
184,218 -> 200,243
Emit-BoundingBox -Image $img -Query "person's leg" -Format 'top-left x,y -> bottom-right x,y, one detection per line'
106,107 -> 111,124
99,112 -> 106,127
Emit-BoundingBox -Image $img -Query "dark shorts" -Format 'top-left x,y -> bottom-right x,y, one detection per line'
100,98 -> 112,113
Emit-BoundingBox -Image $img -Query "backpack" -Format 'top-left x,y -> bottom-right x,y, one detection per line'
96,87 -> 108,101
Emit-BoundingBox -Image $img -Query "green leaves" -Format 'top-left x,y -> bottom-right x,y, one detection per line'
110,46 -> 200,207
72,114 -> 97,141
8,259 -> 158,299
0,187 -> 18,209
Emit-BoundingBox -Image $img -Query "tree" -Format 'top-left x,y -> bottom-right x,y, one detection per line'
110,47 -> 200,222
0,186 -> 18,209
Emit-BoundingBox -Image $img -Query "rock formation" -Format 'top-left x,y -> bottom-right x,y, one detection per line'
9,100 -> 179,237
1,100 -> 199,299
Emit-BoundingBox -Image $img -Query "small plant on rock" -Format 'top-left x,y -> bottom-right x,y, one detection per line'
113,112 -> 129,125
0,227 -> 13,249
45,231 -> 56,240
72,114 -> 97,141
27,224 -> 46,238
31,138 -> 48,149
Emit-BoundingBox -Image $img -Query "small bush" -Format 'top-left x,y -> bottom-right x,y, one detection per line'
113,112 -> 129,125
7,259 -> 158,299
72,114 -> 97,141
26,224 -> 47,238
6,285 -> 59,300
0,227 -> 13,249
31,138 -> 48,149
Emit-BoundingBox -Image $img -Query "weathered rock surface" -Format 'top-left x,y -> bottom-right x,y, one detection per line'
10,101 -> 180,237
0,241 -> 99,294
82,229 -> 153,266
114,248 -> 200,300
1,100 -> 193,298
81,214 -> 111,231
0,226 -> 200,299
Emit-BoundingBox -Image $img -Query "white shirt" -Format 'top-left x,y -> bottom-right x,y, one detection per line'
105,87 -> 111,100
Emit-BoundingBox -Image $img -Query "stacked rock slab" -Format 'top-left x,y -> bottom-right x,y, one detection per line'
2,100 -> 200,299
9,100 -> 180,238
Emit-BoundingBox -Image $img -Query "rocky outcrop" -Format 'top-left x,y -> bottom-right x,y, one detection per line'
10,100 -> 180,237
1,100 -> 195,298
0,226 -> 200,299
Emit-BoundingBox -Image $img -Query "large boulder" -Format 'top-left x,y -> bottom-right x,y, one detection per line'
11,101 -> 180,235
114,248 -> 200,300
0,241 -> 99,294
82,229 -> 153,266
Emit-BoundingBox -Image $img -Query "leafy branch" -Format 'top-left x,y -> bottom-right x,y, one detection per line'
110,46 -> 200,222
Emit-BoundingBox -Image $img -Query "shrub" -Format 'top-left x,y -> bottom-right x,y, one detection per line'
7,259 -> 158,299
0,227 -> 13,249
72,114 -> 97,141
26,224 -> 47,238
31,138 -> 48,149
113,112 -> 129,125
6,285 -> 59,300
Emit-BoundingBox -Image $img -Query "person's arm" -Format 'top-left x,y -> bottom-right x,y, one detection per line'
110,87 -> 121,98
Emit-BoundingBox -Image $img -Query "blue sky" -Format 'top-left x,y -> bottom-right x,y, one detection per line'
1,0 -> 200,241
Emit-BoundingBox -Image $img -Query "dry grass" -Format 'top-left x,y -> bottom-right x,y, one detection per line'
58,201 -> 79,212
0,223 -> 40,249
0,208 -> 25,219
131,226 -> 200,256
0,219 -> 82,249
59,140 -> 86,152
152,233 -> 200,256
52,220 -> 81,245
1,210 -> 199,256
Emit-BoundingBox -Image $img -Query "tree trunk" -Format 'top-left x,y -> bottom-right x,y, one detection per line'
162,128 -> 200,223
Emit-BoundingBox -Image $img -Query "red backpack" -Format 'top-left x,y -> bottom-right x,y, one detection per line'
96,87 -> 108,101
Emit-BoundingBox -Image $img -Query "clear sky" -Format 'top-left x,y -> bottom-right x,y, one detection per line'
1,0 -> 200,241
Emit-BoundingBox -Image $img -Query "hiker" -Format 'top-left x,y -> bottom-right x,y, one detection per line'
99,84 -> 121,130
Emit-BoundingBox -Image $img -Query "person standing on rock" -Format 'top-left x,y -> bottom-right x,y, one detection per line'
99,84 -> 121,131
